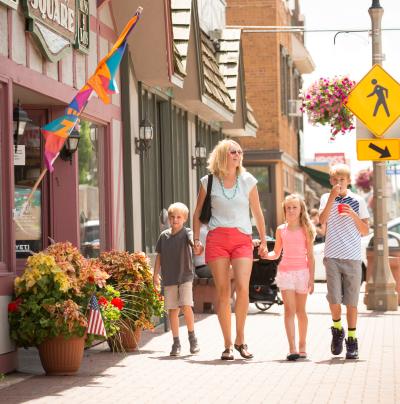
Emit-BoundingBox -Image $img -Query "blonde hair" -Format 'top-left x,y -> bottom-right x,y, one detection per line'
168,202 -> 189,219
207,139 -> 245,178
282,194 -> 316,241
330,163 -> 351,179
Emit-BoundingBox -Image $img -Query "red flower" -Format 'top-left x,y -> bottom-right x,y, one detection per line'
88,276 -> 95,283
8,298 -> 22,313
111,297 -> 124,310
98,296 -> 108,306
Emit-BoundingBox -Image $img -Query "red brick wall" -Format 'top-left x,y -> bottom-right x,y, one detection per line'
227,0 -> 299,162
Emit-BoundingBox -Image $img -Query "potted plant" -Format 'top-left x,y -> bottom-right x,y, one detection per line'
99,251 -> 165,352
300,76 -> 356,140
8,242 -> 109,375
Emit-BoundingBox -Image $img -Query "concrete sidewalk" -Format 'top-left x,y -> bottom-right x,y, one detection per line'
0,283 -> 399,404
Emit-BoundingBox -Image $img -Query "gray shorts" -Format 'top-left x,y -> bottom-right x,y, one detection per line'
164,282 -> 193,310
323,257 -> 362,307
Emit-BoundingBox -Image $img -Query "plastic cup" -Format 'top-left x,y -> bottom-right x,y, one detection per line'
337,203 -> 348,215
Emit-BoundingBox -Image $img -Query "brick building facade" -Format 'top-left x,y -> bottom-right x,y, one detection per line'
227,0 -> 314,233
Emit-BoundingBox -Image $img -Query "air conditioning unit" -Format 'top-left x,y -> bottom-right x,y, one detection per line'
288,99 -> 302,117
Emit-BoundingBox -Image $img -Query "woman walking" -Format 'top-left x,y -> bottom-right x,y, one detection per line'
193,139 -> 266,360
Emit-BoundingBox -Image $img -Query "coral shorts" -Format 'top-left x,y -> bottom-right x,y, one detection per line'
276,268 -> 310,294
205,227 -> 253,263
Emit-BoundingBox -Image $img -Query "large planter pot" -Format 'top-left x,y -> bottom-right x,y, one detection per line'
108,324 -> 142,352
38,335 -> 85,375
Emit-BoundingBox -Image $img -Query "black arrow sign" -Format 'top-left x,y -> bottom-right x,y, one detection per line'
368,142 -> 391,158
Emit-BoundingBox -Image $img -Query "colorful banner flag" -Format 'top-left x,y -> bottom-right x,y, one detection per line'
87,295 -> 107,337
42,7 -> 143,172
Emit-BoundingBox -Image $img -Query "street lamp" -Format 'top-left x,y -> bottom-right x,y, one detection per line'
135,117 -> 153,154
13,101 -> 31,152
191,141 -> 207,169
59,129 -> 81,162
364,0 -> 398,310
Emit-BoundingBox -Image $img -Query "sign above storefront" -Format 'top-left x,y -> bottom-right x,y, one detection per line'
0,0 -> 18,9
23,0 -> 90,62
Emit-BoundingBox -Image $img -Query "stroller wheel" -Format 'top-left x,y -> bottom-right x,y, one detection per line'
255,302 -> 273,311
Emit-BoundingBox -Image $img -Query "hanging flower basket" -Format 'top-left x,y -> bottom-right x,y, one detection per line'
300,76 -> 357,139
355,168 -> 373,193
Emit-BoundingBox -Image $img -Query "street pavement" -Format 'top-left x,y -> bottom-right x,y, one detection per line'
0,283 -> 399,404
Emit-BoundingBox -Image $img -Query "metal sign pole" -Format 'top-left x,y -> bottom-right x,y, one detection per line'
364,0 -> 398,310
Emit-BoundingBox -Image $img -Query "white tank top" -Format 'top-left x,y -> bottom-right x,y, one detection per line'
200,172 -> 257,235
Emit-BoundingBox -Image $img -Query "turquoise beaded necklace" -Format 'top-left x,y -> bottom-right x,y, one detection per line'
219,176 -> 239,200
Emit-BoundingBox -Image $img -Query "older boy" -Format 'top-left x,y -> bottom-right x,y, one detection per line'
153,202 -> 200,356
319,164 -> 369,359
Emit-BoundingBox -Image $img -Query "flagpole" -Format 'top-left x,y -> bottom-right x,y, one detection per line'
19,168 -> 48,217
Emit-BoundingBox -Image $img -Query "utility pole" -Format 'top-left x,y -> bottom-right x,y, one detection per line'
364,0 -> 398,310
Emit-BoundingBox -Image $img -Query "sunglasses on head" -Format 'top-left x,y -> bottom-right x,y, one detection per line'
229,149 -> 243,155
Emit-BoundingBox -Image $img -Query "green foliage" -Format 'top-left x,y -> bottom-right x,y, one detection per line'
99,251 -> 165,330
8,243 -> 109,347
78,120 -> 97,186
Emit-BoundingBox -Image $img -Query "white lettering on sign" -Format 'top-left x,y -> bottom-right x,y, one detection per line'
16,244 -> 30,252
30,0 -> 74,32
53,0 -> 60,24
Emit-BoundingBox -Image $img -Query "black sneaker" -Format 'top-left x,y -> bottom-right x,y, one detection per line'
345,337 -> 359,359
331,327 -> 345,355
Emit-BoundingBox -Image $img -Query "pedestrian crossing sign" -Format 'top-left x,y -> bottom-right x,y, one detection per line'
345,64 -> 400,137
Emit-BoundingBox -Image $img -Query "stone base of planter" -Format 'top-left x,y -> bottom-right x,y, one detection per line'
38,335 -> 85,375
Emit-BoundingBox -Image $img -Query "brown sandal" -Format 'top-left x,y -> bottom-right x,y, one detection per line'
221,348 -> 234,360
234,344 -> 254,359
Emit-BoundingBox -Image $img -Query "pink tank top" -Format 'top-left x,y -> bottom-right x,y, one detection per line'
278,225 -> 308,272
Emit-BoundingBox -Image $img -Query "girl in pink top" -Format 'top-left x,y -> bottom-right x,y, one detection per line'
263,194 -> 315,361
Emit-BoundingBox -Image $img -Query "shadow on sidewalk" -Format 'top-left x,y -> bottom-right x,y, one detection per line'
314,358 -> 366,365
0,347 -> 129,403
183,358 -> 268,366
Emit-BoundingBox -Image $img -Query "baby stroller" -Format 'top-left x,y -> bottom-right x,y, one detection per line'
249,239 -> 283,311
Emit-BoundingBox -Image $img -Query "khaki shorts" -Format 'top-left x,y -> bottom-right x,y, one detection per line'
323,257 -> 362,307
164,282 -> 193,310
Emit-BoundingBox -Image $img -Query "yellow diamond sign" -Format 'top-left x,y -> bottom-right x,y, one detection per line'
346,65 -> 400,137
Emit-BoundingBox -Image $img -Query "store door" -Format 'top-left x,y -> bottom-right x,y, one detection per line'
14,108 -> 49,269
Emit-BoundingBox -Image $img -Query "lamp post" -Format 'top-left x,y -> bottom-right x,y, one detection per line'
59,129 -> 81,162
135,117 -> 153,154
364,0 -> 398,310
191,141 -> 207,169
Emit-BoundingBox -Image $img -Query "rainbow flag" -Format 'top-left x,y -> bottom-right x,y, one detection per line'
42,8 -> 143,172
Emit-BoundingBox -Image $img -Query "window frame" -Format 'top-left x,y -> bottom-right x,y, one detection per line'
0,75 -> 16,274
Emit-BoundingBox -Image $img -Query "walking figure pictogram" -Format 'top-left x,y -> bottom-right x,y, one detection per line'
367,78 -> 390,117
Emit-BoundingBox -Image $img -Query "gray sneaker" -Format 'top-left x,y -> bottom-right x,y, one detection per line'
170,342 -> 181,356
189,336 -> 200,354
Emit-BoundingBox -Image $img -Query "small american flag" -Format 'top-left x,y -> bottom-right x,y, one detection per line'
87,295 -> 107,337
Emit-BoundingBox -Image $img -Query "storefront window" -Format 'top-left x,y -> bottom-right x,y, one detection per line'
78,120 -> 102,258
14,109 -> 45,259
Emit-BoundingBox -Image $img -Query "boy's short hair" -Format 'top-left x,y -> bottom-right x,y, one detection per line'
329,163 -> 351,179
168,202 -> 189,218
309,208 -> 319,218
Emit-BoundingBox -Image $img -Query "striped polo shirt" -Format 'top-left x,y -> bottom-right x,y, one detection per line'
319,190 -> 369,261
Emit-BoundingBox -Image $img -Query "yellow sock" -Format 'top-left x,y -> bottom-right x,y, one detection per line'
348,328 -> 356,339
333,319 -> 342,330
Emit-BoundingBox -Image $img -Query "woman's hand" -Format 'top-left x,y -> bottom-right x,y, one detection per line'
258,240 -> 267,257
193,240 -> 204,256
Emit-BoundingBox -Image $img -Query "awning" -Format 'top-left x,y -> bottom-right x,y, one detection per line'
301,165 -> 331,189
